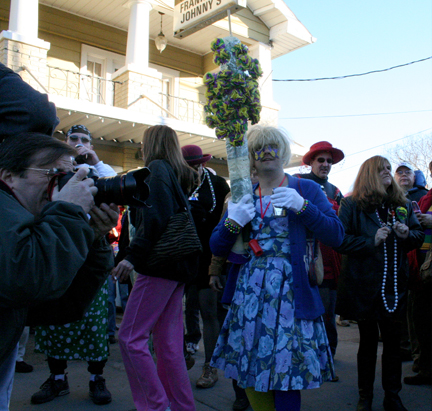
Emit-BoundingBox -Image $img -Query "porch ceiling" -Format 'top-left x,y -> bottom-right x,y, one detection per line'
39,0 -> 315,58
50,94 -> 229,161
51,95 -> 304,168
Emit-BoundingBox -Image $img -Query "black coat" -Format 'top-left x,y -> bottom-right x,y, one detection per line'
0,63 -> 57,141
335,197 -> 424,320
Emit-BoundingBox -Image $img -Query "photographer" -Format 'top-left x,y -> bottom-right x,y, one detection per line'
0,133 -> 118,409
29,124 -> 118,406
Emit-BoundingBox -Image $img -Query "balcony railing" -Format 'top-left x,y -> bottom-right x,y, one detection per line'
159,93 -> 206,125
46,66 -> 206,125
47,66 -> 117,105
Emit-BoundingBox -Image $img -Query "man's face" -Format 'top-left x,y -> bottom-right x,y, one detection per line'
394,167 -> 414,191
4,152 -> 73,216
310,151 -> 333,179
66,133 -> 92,149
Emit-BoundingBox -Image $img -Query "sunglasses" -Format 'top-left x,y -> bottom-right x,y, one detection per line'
69,135 -> 91,143
315,157 -> 333,164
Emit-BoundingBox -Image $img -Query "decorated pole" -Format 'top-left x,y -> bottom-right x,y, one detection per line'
204,36 -> 263,203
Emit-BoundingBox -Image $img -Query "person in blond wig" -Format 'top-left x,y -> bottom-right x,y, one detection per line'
112,125 -> 198,411
209,125 -> 344,411
336,155 -> 424,411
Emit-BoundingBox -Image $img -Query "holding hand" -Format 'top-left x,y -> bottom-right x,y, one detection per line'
417,213 -> 432,228
111,260 -> 134,283
209,275 -> 223,292
75,145 -> 100,165
89,203 -> 119,240
271,187 -> 305,213
52,166 -> 97,214
393,221 -> 409,239
375,226 -> 391,246
228,194 -> 255,227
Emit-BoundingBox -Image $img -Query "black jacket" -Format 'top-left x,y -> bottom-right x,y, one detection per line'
189,170 -> 230,274
125,160 -> 198,282
0,183 -> 113,366
0,63 -> 57,141
335,197 -> 424,320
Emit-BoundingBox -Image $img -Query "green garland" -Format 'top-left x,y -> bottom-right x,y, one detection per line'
204,38 -> 263,146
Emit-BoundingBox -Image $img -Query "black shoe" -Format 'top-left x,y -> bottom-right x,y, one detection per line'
404,372 -> 432,386
108,335 -> 117,344
15,361 -> 33,373
357,397 -> 372,411
233,397 -> 250,410
89,375 -> 112,405
31,374 -> 69,404
383,394 -> 408,411
185,352 -> 195,370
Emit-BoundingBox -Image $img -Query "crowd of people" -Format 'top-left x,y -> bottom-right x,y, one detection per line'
0,63 -> 430,411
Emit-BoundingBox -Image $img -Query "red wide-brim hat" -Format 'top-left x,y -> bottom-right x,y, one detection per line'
181,144 -> 212,166
302,141 -> 344,165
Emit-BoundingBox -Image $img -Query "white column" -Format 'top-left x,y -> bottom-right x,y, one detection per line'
1,0 -> 49,49
125,0 -> 152,72
9,0 -> 39,38
249,42 -> 273,105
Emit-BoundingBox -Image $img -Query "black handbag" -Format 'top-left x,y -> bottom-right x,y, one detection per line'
146,165 -> 202,282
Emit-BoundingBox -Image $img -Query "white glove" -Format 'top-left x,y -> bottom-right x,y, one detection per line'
271,187 -> 305,213
228,194 -> 255,227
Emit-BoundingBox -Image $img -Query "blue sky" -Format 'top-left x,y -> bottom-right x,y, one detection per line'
273,0 -> 432,194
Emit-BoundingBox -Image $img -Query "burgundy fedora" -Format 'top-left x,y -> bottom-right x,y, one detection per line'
181,145 -> 212,166
302,141 -> 344,165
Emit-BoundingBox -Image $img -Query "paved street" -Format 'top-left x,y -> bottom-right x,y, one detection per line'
10,321 -> 431,411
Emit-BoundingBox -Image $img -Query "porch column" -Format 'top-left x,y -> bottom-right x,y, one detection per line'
249,42 -> 280,126
113,0 -> 162,113
8,0 -> 39,40
125,0 -> 153,72
0,0 -> 50,90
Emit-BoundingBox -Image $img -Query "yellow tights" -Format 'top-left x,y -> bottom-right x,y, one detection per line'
245,388 -> 275,411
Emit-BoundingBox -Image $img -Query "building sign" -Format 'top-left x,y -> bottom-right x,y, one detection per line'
174,0 -> 246,39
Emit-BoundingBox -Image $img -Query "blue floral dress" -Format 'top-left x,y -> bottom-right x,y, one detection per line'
211,194 -> 334,392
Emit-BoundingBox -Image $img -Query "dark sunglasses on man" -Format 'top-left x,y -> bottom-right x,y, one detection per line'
69,135 -> 91,143
316,157 -> 333,164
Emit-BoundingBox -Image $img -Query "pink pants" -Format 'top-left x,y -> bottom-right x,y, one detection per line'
119,274 -> 195,411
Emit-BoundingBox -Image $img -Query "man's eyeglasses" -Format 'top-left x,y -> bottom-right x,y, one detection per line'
68,135 -> 91,143
396,170 -> 413,176
316,157 -> 333,164
25,168 -> 61,177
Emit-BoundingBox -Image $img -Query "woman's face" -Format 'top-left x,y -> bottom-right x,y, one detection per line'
379,162 -> 392,189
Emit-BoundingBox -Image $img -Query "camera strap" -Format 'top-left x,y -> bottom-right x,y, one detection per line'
47,172 -> 67,201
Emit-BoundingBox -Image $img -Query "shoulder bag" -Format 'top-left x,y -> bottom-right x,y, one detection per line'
293,176 -> 324,287
146,164 -> 202,283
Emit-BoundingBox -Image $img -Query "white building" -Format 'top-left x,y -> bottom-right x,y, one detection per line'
0,0 -> 315,173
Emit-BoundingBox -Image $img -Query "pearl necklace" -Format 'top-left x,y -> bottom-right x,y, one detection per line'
376,207 -> 399,313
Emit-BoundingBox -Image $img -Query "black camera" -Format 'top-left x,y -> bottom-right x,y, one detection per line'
57,167 -> 151,208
